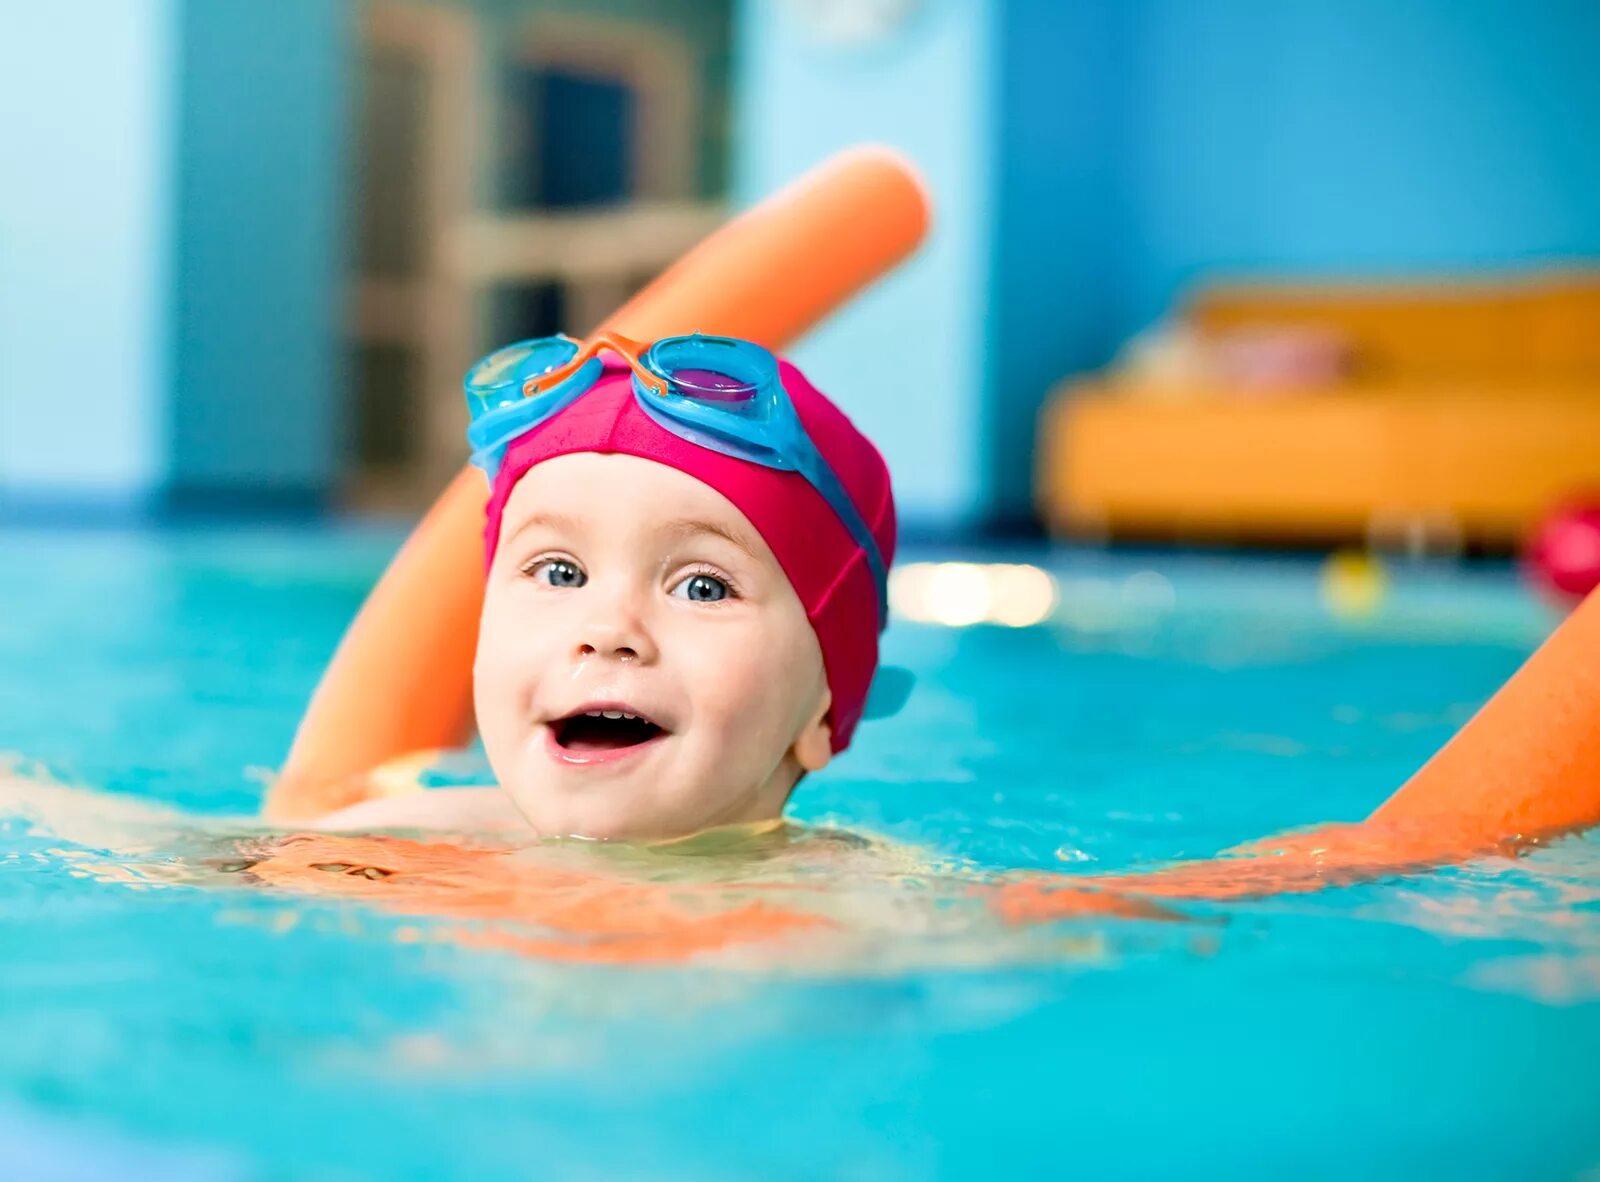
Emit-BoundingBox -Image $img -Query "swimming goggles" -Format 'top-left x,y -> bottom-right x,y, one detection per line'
463,331 -> 889,630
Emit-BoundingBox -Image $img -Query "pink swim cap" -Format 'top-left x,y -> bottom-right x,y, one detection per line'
484,356 -> 896,751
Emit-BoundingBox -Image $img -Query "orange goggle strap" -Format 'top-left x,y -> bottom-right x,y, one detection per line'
525,330 -> 666,400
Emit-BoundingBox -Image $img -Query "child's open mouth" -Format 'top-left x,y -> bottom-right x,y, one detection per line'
550,708 -> 666,756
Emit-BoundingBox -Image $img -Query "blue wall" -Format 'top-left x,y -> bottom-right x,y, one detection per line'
0,0 -> 346,514
0,1 -> 175,511
986,0 -> 1122,522
734,0 -> 994,530
169,0 -> 349,503
1114,0 -> 1600,333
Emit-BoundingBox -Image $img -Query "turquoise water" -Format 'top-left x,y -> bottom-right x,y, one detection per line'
1,526 -> 1597,1180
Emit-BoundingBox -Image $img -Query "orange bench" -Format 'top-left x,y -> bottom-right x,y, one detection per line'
1038,271 -> 1600,546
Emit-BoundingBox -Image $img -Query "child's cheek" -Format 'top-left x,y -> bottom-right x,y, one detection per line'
475,603 -> 545,730
682,625 -> 751,699
700,626 -> 789,748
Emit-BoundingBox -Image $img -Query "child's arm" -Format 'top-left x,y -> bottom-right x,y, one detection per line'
262,747 -> 530,833
262,748 -> 452,825
313,786 -> 526,833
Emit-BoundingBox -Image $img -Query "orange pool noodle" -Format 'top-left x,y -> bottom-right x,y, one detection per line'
267,147 -> 930,821
1365,582 -> 1600,847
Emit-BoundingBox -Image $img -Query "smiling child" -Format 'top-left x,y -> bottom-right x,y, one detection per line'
320,331 -> 899,842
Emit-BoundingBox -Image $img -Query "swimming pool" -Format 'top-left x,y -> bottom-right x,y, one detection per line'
2,525 -> 1596,1180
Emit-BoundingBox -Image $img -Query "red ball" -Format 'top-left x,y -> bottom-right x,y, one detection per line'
1526,502 -> 1600,601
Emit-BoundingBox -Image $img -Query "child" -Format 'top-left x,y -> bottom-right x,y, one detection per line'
318,330 -> 900,843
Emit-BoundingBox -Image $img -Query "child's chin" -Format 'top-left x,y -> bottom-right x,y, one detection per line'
507,786 -> 682,843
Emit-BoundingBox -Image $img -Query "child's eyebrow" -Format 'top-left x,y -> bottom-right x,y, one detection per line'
502,511 -> 584,548
656,517 -> 764,562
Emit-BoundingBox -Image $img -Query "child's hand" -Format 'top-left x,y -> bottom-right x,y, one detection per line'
262,748 -> 445,825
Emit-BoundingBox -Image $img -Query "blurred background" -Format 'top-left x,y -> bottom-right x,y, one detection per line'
4,10 -> 1600,1177
3,0 -> 1599,554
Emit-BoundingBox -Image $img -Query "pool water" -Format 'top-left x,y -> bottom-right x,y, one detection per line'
1,526 -> 1597,1181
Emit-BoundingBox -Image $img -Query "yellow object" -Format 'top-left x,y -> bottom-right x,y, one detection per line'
1320,551 -> 1387,620
1037,271 -> 1600,545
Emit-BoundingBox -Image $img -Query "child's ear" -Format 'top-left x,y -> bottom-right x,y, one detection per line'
793,688 -> 834,773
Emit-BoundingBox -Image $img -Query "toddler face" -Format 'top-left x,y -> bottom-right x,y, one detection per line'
474,452 -> 834,840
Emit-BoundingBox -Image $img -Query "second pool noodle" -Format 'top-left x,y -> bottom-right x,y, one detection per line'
269,144 -> 1600,907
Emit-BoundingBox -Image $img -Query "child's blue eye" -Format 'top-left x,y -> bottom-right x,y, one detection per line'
532,559 -> 586,588
672,573 -> 729,602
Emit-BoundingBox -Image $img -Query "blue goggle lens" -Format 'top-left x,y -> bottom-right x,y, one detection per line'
665,366 -> 759,402
645,335 -> 776,415
464,336 -> 580,413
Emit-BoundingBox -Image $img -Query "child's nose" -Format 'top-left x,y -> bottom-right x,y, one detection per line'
575,611 -> 658,665
579,633 -> 639,661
